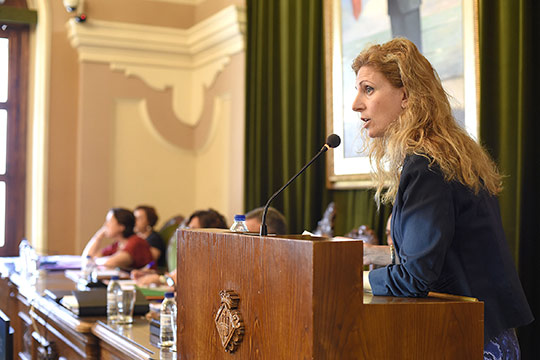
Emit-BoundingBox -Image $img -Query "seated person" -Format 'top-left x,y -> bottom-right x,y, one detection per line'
82,208 -> 154,270
244,206 -> 288,235
134,205 -> 166,269
132,208 -> 228,287
183,208 -> 228,229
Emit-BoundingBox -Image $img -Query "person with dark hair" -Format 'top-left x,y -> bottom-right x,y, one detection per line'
184,208 -> 228,229
82,208 -> 154,270
351,38 -> 533,357
132,208 -> 228,288
134,205 -> 166,269
245,207 -> 288,235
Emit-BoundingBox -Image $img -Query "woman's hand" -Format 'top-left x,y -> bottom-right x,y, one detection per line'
131,268 -> 157,280
94,225 -> 107,240
363,244 -> 392,266
135,273 -> 161,287
82,225 -> 109,258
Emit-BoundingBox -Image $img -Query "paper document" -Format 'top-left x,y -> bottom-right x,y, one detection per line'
64,268 -> 128,283
302,230 -> 323,237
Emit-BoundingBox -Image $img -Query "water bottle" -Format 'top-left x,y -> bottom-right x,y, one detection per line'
26,243 -> 39,276
82,255 -> 96,282
18,239 -> 30,276
160,292 -> 177,348
230,214 -> 249,232
107,276 -> 123,324
20,240 -> 38,278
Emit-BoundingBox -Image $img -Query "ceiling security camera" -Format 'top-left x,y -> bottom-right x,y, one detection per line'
63,0 -> 79,13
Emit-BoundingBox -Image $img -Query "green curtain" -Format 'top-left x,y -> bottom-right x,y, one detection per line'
478,0 -> 539,356
245,0 -> 329,233
331,190 -> 391,239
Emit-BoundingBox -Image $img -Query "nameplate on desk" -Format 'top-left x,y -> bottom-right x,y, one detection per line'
59,289 -> 149,317
39,255 -> 83,271
64,269 -> 129,283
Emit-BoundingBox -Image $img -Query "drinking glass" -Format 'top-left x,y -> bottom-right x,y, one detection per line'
118,287 -> 137,324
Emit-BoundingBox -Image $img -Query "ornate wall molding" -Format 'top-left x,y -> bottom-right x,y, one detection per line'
67,4 -> 245,126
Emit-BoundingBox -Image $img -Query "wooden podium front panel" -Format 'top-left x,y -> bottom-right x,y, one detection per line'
312,238 -> 365,355
359,298 -> 483,359
176,229 -> 364,359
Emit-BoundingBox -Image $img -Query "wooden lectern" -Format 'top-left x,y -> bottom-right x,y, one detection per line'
176,229 -> 483,359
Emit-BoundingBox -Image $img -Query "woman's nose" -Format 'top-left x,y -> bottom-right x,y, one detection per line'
352,92 -> 365,112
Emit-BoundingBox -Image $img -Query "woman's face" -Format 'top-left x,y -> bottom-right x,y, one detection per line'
105,211 -> 125,238
188,216 -> 201,229
352,66 -> 407,138
134,209 -> 149,233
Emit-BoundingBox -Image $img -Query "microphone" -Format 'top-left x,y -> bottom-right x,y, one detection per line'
259,134 -> 341,236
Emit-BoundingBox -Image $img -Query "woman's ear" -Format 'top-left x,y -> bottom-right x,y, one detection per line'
401,89 -> 408,109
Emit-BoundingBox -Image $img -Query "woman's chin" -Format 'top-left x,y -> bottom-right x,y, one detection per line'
367,129 -> 379,138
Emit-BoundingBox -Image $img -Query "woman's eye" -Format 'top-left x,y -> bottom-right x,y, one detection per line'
365,86 -> 374,95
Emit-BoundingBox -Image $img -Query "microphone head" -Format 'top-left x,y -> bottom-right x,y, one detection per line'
326,134 -> 341,148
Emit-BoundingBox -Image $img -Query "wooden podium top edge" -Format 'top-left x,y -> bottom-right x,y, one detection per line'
178,228 -> 365,243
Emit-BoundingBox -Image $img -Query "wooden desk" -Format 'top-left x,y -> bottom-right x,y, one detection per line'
92,320 -> 176,360
0,259 -> 167,360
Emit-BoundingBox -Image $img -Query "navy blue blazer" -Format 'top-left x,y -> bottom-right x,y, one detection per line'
369,154 -> 533,343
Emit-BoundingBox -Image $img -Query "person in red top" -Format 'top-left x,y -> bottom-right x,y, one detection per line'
82,208 -> 154,270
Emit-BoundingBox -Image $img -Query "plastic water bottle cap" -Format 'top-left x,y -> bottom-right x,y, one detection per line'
86,255 -> 91,259
165,292 -> 175,298
111,275 -> 119,280
234,214 -> 246,221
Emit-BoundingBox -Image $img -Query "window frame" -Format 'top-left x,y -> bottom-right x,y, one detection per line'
0,22 -> 29,256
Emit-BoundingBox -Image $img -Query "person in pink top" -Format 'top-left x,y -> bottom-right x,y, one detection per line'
82,208 -> 154,270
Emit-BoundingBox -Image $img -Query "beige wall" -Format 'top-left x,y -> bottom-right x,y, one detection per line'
46,0 -> 79,254
27,0 -> 245,255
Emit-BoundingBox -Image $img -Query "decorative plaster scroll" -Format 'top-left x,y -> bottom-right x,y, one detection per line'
67,5 -> 245,126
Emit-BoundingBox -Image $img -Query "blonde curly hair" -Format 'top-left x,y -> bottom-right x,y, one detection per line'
352,38 -> 502,205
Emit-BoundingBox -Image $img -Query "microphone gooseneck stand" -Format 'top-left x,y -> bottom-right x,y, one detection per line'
259,134 -> 341,236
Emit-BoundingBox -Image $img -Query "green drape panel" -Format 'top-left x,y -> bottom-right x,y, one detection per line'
245,0 -> 329,233
331,190 -> 392,240
478,0 -> 539,356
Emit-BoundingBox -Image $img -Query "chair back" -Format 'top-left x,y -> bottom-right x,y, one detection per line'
157,215 -> 185,272
158,215 -> 185,248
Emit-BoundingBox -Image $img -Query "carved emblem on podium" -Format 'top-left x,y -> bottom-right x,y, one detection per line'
214,290 -> 244,353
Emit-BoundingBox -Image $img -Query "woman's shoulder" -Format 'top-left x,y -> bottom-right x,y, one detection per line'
148,231 -> 164,241
403,153 -> 436,173
400,153 -> 447,189
128,234 -> 149,244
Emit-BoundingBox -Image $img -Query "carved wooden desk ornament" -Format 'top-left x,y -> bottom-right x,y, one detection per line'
214,290 -> 244,353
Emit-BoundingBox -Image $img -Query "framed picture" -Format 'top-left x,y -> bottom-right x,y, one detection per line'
324,0 -> 479,189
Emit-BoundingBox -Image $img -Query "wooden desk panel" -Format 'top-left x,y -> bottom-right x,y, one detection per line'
0,277 -> 24,358
92,320 -> 159,360
0,266 -> 160,360
30,295 -> 99,359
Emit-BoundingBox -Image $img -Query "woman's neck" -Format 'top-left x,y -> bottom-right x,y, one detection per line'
137,229 -> 152,239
